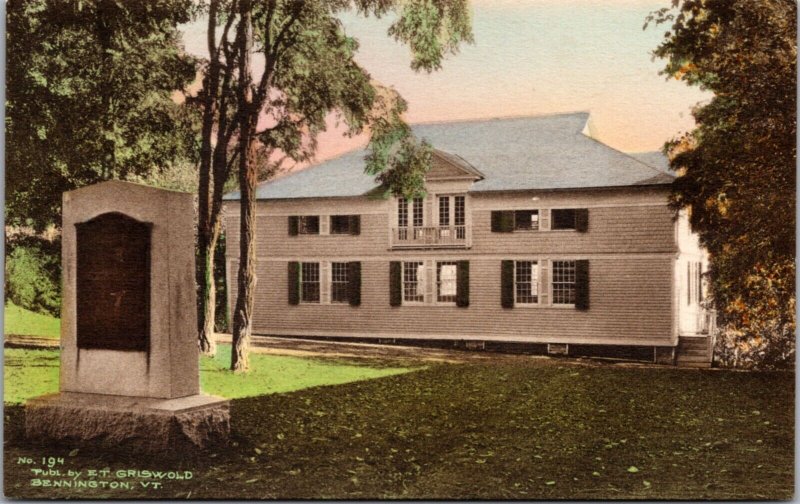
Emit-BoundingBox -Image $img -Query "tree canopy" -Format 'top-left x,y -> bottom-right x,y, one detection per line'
6,0 -> 200,232
648,0 -> 796,367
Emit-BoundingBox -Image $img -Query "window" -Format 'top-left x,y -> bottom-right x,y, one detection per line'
688,262 -> 703,305
551,209 -> 577,230
298,216 -> 320,234
438,197 -> 450,226
331,215 -> 356,235
436,261 -> 458,303
402,261 -> 425,303
552,260 -> 576,304
398,198 -> 408,227
412,198 -> 424,227
300,262 -> 320,302
514,210 -> 540,231
331,262 -> 349,303
514,261 -> 539,304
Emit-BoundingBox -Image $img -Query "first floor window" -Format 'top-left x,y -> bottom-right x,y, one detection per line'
437,261 -> 458,303
403,261 -> 425,303
301,262 -> 320,302
515,260 -> 539,304
552,260 -> 576,304
299,216 -> 320,234
331,262 -> 349,303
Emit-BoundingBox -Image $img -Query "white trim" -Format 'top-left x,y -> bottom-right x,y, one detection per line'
250,252 -> 677,262
250,329 -> 675,347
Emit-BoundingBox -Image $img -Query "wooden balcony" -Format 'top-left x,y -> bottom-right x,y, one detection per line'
391,225 -> 470,249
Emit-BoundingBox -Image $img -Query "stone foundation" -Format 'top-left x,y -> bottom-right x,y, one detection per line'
25,392 -> 230,452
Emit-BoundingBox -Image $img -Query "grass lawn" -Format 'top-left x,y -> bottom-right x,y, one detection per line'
3,349 -> 793,500
3,303 -> 60,339
3,347 -> 418,404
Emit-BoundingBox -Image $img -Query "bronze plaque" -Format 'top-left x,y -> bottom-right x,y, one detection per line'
76,212 -> 151,351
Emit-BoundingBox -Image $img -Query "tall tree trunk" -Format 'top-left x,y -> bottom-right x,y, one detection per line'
231,0 -> 256,372
197,0 -> 222,356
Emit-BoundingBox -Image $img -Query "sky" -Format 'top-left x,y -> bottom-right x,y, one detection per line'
180,0 -> 709,164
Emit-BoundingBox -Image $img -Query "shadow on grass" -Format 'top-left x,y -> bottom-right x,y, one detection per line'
3,359 -> 794,500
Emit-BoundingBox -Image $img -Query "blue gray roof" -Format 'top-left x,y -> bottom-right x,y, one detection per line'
224,112 -> 673,200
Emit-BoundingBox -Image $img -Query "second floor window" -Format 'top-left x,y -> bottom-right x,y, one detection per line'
331,262 -> 349,303
299,216 -> 320,234
552,260 -> 576,305
514,210 -> 540,231
412,198 -> 423,227
551,209 -> 577,230
402,261 -> 425,303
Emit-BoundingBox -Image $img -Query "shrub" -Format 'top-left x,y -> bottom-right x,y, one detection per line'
5,238 -> 61,317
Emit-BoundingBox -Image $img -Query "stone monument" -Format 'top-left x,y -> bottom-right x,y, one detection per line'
25,180 -> 230,452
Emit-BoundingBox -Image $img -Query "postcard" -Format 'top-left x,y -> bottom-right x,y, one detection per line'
4,0 -> 794,500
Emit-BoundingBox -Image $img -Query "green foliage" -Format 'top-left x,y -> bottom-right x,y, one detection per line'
4,303 -> 61,339
647,0 -> 796,368
6,0 -> 200,232
4,238 -> 61,317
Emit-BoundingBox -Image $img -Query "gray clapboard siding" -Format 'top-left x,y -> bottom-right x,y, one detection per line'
223,193 -> 676,259
227,256 -> 674,345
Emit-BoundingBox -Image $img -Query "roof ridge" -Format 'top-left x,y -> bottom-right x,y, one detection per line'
410,110 -> 590,127
579,132 -> 672,180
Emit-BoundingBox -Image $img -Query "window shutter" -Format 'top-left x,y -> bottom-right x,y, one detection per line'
349,215 -> 361,236
575,260 -> 589,310
501,260 -> 514,308
288,262 -> 300,305
288,216 -> 299,236
456,261 -> 470,308
389,261 -> 402,307
575,208 -> 589,233
348,262 -> 361,307
491,211 -> 514,233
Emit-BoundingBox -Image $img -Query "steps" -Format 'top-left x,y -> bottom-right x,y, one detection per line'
676,336 -> 712,368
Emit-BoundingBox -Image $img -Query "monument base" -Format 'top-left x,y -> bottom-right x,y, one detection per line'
25,392 -> 230,452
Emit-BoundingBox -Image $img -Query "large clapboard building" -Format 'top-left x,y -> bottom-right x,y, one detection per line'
223,113 -> 714,366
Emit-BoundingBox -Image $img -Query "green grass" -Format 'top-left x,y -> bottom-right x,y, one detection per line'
3,348 -> 61,404
200,345 -> 418,399
4,303 -> 61,339
3,351 -> 793,500
3,347 -> 418,404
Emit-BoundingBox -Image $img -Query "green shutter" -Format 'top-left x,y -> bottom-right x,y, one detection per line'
288,216 -> 299,236
491,211 -> 514,232
389,261 -> 402,307
575,260 -> 589,310
288,262 -> 300,305
349,215 -> 361,236
501,260 -> 514,308
575,208 -> 589,233
456,260 -> 470,308
348,262 -> 361,307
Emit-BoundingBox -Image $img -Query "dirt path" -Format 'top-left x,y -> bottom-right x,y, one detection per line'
4,333 -> 695,370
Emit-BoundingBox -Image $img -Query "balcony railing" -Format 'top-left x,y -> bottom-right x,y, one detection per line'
391,225 -> 470,248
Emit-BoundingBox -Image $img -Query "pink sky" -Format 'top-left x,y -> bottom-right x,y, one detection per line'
180,0 -> 708,167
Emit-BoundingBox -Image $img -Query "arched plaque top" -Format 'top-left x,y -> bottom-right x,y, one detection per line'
75,211 -> 153,231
